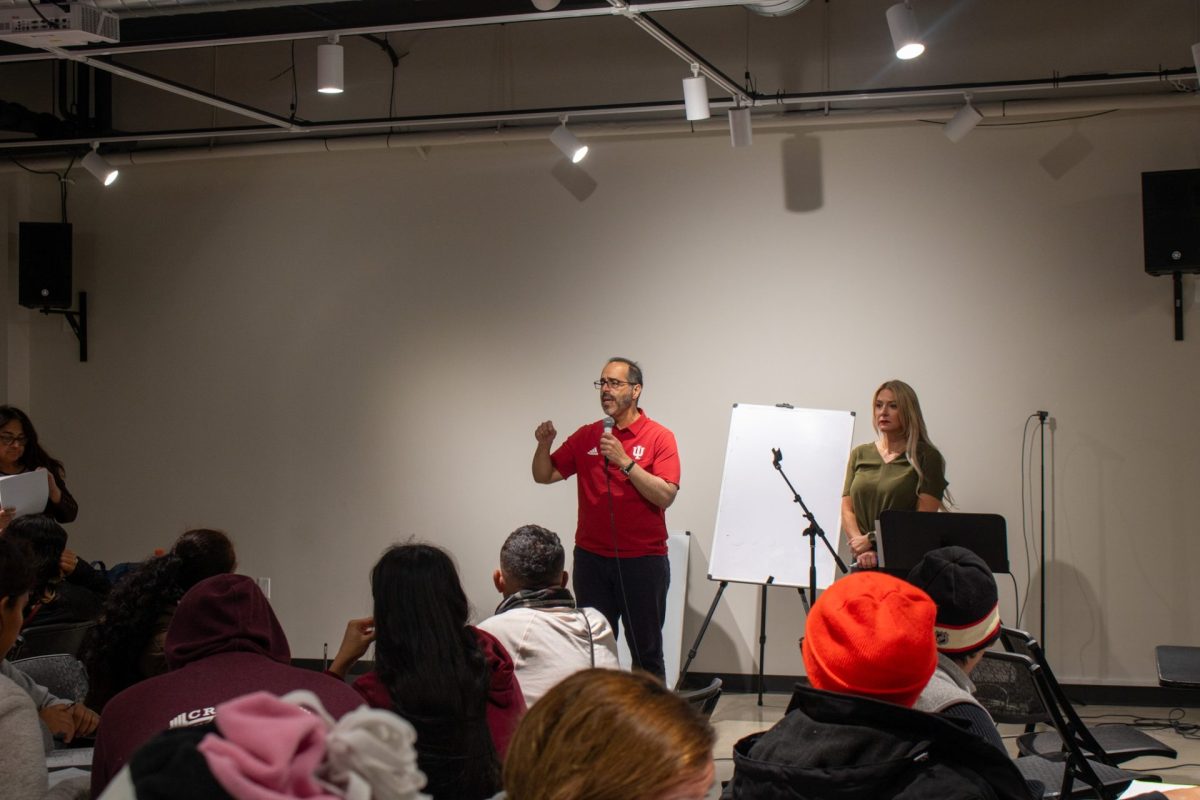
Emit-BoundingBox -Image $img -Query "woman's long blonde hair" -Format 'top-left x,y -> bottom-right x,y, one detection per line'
503,669 -> 714,800
873,379 -> 950,505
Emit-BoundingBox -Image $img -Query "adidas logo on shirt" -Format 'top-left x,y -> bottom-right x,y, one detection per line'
587,447 -> 598,456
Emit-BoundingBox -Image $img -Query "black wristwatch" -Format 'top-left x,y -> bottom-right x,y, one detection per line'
621,460 -> 636,475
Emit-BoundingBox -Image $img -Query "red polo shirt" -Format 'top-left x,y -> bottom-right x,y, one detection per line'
550,410 -> 680,558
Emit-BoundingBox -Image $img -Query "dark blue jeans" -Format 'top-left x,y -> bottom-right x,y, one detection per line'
573,546 -> 669,681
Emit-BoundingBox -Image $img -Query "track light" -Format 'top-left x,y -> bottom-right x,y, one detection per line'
944,97 -> 982,143
531,0 -> 561,8
550,119 -> 588,163
886,2 -> 924,60
317,35 -> 344,94
81,144 -> 118,186
682,63 -> 710,121
729,106 -> 752,148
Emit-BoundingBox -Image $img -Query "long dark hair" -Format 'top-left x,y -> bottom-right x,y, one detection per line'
82,529 -> 236,710
0,536 -> 35,607
371,543 -> 499,798
0,537 -> 34,659
0,406 -> 66,476
3,515 -> 67,602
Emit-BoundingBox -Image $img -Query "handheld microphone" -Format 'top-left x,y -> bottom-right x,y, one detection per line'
602,416 -> 614,463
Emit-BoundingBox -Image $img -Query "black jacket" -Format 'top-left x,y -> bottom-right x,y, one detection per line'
724,686 -> 1036,800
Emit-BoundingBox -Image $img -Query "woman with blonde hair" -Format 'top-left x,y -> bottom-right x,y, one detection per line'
842,379 -> 949,570
503,669 -> 714,800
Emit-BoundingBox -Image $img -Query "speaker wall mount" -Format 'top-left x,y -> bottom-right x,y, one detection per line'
38,291 -> 88,363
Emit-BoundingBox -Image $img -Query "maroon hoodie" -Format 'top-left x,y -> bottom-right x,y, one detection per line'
89,575 -> 362,798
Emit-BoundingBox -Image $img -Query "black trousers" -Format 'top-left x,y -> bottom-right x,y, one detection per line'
573,546 -> 670,681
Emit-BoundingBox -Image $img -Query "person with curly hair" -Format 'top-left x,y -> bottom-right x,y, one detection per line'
0,406 -> 78,530
82,529 -> 236,711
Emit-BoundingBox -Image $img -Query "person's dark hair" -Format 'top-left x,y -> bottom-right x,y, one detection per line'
0,536 -> 35,608
0,405 -> 66,477
82,529 -> 236,710
500,524 -> 564,591
371,543 -> 500,798
3,514 -> 67,601
606,357 -> 643,387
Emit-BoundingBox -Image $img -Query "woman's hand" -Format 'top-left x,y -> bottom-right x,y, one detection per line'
38,467 -> 62,504
848,533 -> 873,556
329,617 -> 375,679
60,548 -> 79,577
855,551 -> 879,569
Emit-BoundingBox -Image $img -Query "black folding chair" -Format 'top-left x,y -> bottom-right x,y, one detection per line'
11,620 -> 95,660
975,651 -> 1136,800
1000,627 -> 1177,765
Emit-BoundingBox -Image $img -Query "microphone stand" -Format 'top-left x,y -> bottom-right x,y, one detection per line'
771,448 -> 849,608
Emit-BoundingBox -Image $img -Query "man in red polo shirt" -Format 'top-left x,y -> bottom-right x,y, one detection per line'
531,357 -> 680,681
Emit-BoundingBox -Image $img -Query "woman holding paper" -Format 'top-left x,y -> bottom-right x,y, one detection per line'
0,406 -> 78,530
842,380 -> 948,570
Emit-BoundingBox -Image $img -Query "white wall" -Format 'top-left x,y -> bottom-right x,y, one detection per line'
4,104 -> 1198,684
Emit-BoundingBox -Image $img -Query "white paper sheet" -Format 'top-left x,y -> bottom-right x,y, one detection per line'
0,470 -> 49,517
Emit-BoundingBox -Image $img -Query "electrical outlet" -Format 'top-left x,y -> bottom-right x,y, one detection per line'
256,577 -> 271,599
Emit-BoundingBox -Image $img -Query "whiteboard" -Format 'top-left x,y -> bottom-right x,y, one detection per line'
616,530 -> 689,689
708,404 -> 856,589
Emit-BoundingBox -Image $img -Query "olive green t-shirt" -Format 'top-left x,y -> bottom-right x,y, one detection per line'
842,442 -> 948,534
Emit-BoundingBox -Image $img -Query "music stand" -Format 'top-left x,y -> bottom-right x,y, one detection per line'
876,511 -> 1009,574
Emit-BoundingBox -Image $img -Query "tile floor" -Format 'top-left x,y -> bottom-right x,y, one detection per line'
706,692 -> 1200,797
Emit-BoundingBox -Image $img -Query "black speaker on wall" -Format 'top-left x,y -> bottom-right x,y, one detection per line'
1143,169 -> 1200,276
18,222 -> 73,309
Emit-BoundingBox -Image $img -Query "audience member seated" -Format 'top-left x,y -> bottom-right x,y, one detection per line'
1,657 -> 99,751
0,535 -> 90,799
908,545 -> 1007,751
82,529 -> 236,711
723,571 -> 1035,800
97,690 -> 428,800
90,574 -> 362,797
503,668 -> 715,800
329,543 -> 526,800
477,524 -> 619,706
5,515 -> 105,627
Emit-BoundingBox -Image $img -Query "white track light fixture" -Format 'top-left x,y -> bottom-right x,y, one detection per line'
729,106 -> 752,148
886,2 -> 924,60
317,35 -> 344,94
531,0 -> 562,8
682,63 -> 710,121
81,144 -> 118,186
944,96 -> 982,143
550,119 -> 588,163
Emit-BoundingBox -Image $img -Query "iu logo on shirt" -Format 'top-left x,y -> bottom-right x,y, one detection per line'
632,445 -> 645,460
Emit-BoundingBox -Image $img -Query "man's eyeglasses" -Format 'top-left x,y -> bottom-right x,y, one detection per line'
0,434 -> 27,447
594,379 -> 637,390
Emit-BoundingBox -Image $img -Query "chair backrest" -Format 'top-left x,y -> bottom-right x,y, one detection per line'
986,652 -> 1121,799
12,620 -> 95,660
972,651 -> 1050,726
676,677 -> 722,719
1001,626 -> 1110,765
1000,626 -> 1038,659
10,654 -> 89,703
